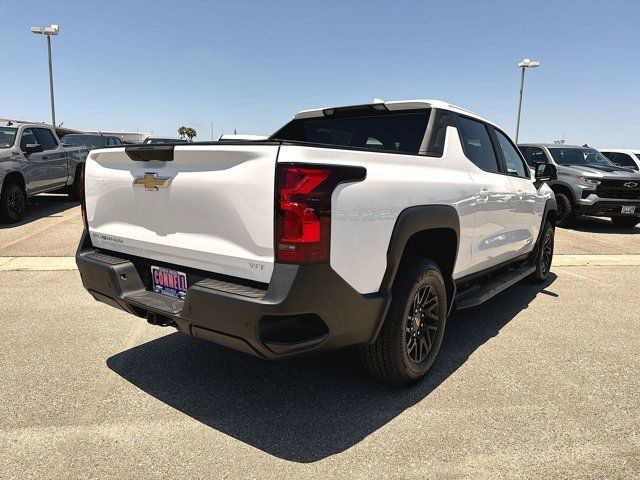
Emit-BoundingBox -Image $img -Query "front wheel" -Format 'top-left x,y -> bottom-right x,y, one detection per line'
0,180 -> 26,223
611,216 -> 639,228
360,258 -> 447,387
530,221 -> 554,283
554,193 -> 574,227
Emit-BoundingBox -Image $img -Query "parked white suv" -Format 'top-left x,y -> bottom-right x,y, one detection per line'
600,149 -> 640,170
76,100 -> 557,386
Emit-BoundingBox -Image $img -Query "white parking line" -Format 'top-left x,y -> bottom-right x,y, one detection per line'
0,254 -> 639,272
553,254 -> 640,266
0,257 -> 78,271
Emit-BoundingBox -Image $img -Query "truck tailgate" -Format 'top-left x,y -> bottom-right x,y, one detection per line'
84,144 -> 278,283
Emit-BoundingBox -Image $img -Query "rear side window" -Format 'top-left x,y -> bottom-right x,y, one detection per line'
271,110 -> 430,154
34,128 -> 58,151
494,129 -> 528,178
426,109 -> 456,156
457,116 -> 500,173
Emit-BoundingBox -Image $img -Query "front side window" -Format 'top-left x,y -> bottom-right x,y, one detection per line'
494,129 -> 528,178
271,109 -> 430,154
34,128 -> 58,151
457,116 -> 500,173
521,146 -> 547,167
549,147 -> 614,166
20,128 -> 39,151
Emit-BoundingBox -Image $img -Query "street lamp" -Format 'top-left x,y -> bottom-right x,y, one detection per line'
30,24 -> 60,128
515,57 -> 540,144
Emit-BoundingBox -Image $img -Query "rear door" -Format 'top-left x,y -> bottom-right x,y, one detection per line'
85,143 -> 279,284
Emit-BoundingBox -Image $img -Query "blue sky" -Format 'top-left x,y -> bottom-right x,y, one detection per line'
3,0 -> 639,146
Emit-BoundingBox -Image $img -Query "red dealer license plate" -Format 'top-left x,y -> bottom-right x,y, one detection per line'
151,266 -> 188,300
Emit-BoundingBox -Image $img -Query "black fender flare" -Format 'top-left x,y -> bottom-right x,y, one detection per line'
379,205 -> 460,316
529,197 -> 558,262
548,181 -> 576,204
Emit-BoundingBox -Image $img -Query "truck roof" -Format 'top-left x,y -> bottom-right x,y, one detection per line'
519,143 -> 593,149
0,121 -> 52,129
293,99 -> 495,126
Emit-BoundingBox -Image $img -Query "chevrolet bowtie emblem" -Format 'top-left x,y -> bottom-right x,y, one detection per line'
133,172 -> 173,190
623,182 -> 638,188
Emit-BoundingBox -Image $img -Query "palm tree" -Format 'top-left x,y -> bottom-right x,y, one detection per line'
186,127 -> 197,141
178,126 -> 187,140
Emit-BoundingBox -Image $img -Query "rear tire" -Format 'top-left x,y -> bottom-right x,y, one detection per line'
360,258 -> 447,387
530,221 -> 554,283
611,216 -> 640,228
67,165 -> 83,201
0,180 -> 26,223
554,193 -> 574,227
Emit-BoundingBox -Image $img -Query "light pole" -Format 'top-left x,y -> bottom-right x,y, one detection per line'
515,57 -> 540,144
30,24 -> 60,128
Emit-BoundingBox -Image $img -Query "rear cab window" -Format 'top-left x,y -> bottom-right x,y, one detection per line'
271,107 -> 430,154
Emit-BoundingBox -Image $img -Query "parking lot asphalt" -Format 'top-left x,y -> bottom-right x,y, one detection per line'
1,194 -> 640,479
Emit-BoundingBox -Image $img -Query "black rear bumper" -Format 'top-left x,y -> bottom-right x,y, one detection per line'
76,231 -> 389,359
576,200 -> 640,217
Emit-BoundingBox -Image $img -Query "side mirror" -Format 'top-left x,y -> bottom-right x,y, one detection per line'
24,143 -> 43,155
534,162 -> 557,182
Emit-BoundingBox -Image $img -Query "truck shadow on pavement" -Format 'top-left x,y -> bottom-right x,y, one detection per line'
107,274 -> 557,463
0,193 -> 77,229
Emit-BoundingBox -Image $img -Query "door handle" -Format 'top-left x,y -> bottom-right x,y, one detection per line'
42,155 -> 48,160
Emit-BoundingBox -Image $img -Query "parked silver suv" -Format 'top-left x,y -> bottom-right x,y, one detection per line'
519,144 -> 640,228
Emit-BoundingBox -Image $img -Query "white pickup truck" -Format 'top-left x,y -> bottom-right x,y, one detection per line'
76,100 -> 558,386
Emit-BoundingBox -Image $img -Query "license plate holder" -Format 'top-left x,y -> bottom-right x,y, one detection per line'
151,266 -> 188,300
621,205 -> 636,215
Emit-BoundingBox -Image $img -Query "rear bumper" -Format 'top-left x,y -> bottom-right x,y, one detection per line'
76,231 -> 389,359
575,200 -> 640,217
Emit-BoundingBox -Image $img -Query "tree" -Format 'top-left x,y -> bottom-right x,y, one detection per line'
178,126 -> 197,141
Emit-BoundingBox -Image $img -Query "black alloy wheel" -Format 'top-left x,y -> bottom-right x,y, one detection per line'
405,283 -> 439,364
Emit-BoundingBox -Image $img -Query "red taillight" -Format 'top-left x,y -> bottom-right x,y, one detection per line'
275,164 -> 366,264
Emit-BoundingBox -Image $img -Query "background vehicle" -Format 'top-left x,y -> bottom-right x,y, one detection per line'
62,133 -> 123,149
0,122 -> 88,222
77,100 -> 556,386
519,143 -> 640,228
599,148 -> 640,170
142,137 -> 188,144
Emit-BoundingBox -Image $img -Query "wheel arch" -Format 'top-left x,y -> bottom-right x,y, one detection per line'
549,182 -> 575,205
1,171 -> 26,195
380,205 -> 460,316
